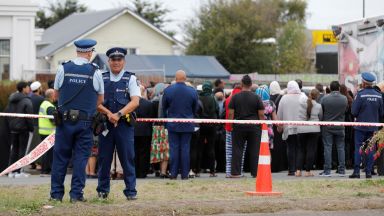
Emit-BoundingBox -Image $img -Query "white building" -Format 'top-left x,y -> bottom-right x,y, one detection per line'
0,0 -> 38,80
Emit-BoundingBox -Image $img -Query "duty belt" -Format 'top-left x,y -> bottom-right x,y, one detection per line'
62,109 -> 94,121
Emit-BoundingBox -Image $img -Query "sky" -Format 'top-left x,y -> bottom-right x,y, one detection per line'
38,0 -> 384,39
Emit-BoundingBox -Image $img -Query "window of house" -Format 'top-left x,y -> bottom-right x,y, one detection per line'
0,39 -> 10,80
128,48 -> 138,55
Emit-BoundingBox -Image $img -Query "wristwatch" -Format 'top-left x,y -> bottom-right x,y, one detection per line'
117,111 -> 123,118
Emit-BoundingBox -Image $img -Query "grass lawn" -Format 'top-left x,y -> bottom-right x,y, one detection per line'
1,178 -> 384,215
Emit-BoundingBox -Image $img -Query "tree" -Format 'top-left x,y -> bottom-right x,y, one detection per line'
131,0 -> 172,30
36,0 -> 87,29
185,0 -> 309,74
275,21 -> 311,73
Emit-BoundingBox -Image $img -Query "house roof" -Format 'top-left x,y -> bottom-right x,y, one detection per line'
37,8 -> 185,58
92,55 -> 231,79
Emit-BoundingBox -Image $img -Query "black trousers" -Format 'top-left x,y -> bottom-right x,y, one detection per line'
297,133 -> 319,172
231,129 -> 261,177
134,136 -> 151,178
9,132 -> 29,173
285,134 -> 298,174
190,131 -> 200,172
41,135 -> 53,174
198,126 -> 217,173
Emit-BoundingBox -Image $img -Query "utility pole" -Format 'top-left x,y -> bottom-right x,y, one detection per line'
363,0 -> 365,18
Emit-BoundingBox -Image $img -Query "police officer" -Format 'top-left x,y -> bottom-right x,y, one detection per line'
39,89 -> 57,176
50,39 -> 104,202
349,72 -> 384,179
96,47 -> 140,200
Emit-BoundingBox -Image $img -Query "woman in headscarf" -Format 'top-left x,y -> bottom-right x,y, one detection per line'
277,81 -> 302,176
269,81 -> 283,110
255,85 -> 277,148
269,81 -> 287,172
197,81 -> 219,177
150,83 -> 170,178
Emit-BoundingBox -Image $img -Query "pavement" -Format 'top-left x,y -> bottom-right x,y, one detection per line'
1,169 -> 383,185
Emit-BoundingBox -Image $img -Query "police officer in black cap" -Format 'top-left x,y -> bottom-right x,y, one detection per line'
350,72 -> 384,179
51,39 -> 104,202
97,47 -> 140,200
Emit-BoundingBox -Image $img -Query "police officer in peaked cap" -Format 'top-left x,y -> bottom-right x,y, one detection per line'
50,39 -> 104,202
96,47 -> 140,200
350,72 -> 384,179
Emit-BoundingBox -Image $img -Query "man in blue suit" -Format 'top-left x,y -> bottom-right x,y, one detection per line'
162,70 -> 198,180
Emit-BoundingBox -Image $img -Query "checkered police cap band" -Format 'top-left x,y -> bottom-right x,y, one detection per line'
76,47 -> 95,53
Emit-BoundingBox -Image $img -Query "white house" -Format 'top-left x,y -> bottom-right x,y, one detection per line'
0,0 -> 38,80
36,7 -> 186,73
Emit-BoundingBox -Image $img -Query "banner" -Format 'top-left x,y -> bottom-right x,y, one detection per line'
339,29 -> 384,93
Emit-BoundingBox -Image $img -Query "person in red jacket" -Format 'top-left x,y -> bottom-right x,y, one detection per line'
224,84 -> 243,177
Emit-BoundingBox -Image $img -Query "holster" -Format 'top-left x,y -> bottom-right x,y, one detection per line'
52,110 -> 62,126
92,112 -> 108,136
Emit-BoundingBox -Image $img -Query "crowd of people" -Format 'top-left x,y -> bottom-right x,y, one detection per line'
2,39 -> 384,203
3,73 -> 384,181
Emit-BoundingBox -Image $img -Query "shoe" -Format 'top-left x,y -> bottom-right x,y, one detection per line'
98,192 -> 108,199
8,172 -> 15,178
14,172 -> 30,178
371,170 -> 377,176
338,170 -> 346,177
181,177 -> 189,180
349,173 -> 360,179
319,171 -> 331,177
229,174 -> 243,178
159,173 -> 169,179
287,172 -> 295,176
89,174 -> 98,179
169,176 -> 177,180
366,174 -> 372,179
70,197 -> 87,203
126,195 -> 137,201
155,171 -> 160,177
195,173 -> 200,178
188,170 -> 195,178
209,173 -> 218,177
49,197 -> 62,202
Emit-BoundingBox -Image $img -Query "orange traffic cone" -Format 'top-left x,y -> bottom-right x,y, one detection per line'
246,123 -> 282,196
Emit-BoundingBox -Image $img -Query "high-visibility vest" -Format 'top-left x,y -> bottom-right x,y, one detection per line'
38,100 -> 56,135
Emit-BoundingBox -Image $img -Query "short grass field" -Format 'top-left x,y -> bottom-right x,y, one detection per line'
1,178 -> 384,215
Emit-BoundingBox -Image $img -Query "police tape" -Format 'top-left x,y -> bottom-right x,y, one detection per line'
1,112 -> 383,176
0,112 -> 384,127
0,133 -> 55,176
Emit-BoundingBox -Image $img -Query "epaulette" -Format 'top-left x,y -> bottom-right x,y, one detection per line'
91,62 -> 99,70
61,60 -> 71,65
125,71 -> 135,76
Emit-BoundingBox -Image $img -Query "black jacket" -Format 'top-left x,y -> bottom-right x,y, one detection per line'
5,92 -> 34,133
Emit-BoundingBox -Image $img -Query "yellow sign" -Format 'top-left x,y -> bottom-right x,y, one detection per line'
312,30 -> 337,47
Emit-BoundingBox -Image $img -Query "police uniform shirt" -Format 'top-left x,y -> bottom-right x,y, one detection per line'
109,69 -> 141,98
54,57 -> 104,94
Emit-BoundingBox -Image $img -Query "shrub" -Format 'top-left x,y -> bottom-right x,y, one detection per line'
0,81 -> 17,111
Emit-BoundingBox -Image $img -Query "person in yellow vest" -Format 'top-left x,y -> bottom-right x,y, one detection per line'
39,88 -> 57,177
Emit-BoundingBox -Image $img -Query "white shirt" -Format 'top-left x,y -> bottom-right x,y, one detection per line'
53,57 -> 104,94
